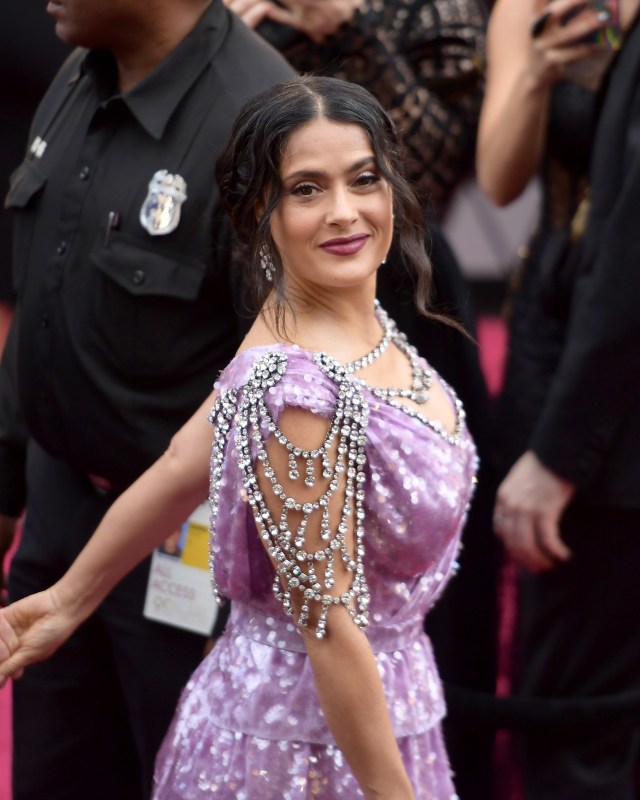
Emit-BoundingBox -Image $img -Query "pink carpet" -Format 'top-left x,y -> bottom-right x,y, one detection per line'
0,686 -> 10,800
0,305 -> 13,800
0,530 -> 17,800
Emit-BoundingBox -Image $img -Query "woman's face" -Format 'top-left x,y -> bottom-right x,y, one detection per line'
269,117 -> 394,296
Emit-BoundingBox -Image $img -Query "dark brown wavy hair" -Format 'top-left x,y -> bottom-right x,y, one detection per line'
215,75 -> 442,329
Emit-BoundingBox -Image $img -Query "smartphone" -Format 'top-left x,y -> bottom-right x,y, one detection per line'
588,0 -> 621,47
562,0 -> 622,48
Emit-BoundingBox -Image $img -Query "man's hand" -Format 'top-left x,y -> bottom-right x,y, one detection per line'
493,451 -> 575,572
0,515 -> 18,605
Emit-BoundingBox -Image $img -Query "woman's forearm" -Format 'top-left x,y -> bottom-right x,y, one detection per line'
478,0 -> 613,205
54,395 -> 214,624
259,409 -> 415,798
476,0 -> 550,205
304,612 -> 415,800
476,66 -> 550,205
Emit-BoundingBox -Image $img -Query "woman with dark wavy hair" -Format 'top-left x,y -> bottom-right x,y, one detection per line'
0,76 -> 476,800
215,76 -> 445,328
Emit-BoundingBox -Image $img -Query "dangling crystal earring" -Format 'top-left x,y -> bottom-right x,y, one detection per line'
259,244 -> 274,283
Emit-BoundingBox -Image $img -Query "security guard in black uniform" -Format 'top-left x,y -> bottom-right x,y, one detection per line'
0,1 -> 292,797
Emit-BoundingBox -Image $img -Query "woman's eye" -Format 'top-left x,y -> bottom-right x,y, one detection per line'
354,172 -> 381,187
291,183 -> 318,197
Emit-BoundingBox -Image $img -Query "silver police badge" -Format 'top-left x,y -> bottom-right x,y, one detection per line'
139,169 -> 187,236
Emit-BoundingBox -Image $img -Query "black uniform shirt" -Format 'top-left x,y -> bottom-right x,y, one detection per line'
0,1 -> 293,513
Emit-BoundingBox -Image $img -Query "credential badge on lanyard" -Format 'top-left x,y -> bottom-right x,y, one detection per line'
139,169 -> 188,236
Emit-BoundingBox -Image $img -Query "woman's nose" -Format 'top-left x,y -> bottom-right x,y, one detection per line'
326,187 -> 358,225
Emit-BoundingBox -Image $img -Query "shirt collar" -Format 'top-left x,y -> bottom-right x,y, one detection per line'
80,1 -> 227,140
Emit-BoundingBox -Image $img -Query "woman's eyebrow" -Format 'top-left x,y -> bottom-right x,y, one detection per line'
282,156 -> 376,183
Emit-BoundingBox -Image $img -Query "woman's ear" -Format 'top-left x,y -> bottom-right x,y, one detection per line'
254,200 -> 265,223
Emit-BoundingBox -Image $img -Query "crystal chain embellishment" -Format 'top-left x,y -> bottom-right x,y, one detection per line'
208,388 -> 239,603
211,350 -> 370,638
368,327 -> 433,406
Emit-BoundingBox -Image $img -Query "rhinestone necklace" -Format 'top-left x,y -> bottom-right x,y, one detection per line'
370,326 -> 433,406
343,304 -> 432,406
343,300 -> 393,374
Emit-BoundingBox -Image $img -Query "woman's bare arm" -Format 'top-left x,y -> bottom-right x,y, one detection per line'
477,0 -> 605,206
0,390 -> 216,683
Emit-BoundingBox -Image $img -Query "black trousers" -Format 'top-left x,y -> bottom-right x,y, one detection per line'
515,503 -> 640,800
9,442 -> 207,800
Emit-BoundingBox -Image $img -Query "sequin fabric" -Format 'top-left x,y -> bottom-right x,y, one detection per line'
154,344 -> 477,799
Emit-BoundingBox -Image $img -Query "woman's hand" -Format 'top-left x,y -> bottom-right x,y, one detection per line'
0,390 -> 216,690
525,0 -> 615,92
0,586 -> 79,687
492,451 -> 575,572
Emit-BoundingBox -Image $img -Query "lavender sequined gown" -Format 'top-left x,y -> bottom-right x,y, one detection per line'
154,343 -> 477,800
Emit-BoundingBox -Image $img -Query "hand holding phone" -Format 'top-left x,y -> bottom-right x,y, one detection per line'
531,0 -> 621,49
528,0 -> 622,90
570,0 -> 621,48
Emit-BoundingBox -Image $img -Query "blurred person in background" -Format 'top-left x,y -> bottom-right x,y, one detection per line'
478,0 -> 640,796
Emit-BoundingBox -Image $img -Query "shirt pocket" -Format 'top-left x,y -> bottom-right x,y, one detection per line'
4,159 -> 48,295
88,233 -> 207,378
